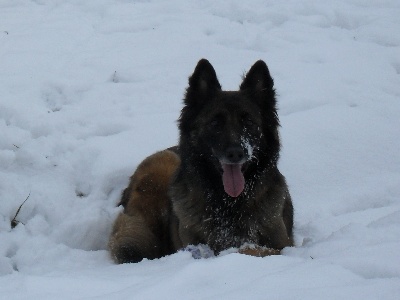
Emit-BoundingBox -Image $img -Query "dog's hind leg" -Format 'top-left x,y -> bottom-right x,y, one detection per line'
109,213 -> 161,263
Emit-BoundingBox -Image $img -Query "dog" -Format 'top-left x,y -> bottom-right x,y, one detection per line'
109,59 -> 294,263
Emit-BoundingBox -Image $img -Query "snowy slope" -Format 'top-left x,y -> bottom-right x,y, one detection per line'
1,0 -> 400,299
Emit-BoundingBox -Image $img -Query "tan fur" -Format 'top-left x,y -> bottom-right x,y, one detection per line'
238,245 -> 281,257
109,150 -> 181,263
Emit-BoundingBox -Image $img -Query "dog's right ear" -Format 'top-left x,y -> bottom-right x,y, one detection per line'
185,59 -> 221,104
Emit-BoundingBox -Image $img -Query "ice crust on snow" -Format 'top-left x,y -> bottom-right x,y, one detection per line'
1,0 -> 400,299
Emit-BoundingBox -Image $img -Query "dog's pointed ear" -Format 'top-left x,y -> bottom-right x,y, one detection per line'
240,60 -> 274,93
185,59 -> 221,104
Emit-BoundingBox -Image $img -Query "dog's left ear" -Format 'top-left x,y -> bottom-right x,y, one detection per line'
240,60 -> 274,92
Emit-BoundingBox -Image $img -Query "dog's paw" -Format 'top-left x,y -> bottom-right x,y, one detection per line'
184,244 -> 215,259
238,244 -> 281,257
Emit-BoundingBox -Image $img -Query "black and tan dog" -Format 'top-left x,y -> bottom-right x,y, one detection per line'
109,59 -> 294,263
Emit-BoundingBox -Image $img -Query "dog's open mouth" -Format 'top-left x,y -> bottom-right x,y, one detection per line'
221,163 -> 245,198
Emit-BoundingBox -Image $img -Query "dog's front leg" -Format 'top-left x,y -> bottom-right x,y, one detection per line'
238,244 -> 281,257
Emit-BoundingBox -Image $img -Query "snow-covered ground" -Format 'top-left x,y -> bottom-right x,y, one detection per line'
1,0 -> 400,299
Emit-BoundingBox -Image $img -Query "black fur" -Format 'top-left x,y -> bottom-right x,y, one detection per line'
170,59 -> 293,254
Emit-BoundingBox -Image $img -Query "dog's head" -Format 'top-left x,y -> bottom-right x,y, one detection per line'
179,59 -> 280,198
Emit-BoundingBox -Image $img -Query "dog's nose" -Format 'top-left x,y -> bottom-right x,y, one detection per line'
226,146 -> 245,163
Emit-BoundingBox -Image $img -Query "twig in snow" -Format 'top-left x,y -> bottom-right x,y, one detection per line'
11,192 -> 31,229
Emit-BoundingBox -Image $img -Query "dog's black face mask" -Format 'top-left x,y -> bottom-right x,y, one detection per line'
194,94 -> 263,197
179,59 -> 279,198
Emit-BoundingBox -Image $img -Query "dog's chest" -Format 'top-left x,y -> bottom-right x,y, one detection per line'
204,202 -> 262,251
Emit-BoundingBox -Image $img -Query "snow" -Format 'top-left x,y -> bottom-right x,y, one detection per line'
1,0 -> 400,299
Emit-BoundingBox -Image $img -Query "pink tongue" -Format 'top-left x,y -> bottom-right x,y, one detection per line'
222,164 -> 245,198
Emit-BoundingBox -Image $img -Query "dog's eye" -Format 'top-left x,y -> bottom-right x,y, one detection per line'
243,117 -> 254,127
209,120 -> 219,128
210,118 -> 222,128
209,114 -> 225,130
